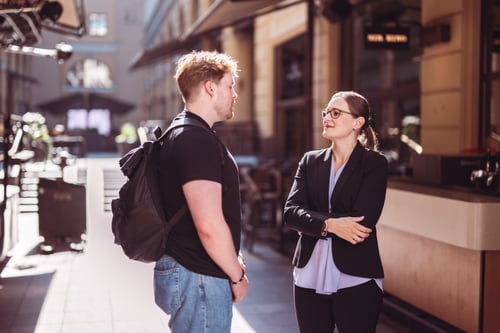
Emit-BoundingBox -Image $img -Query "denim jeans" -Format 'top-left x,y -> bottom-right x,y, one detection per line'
154,255 -> 233,333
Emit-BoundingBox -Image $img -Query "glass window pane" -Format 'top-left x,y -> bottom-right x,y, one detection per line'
88,109 -> 111,136
88,12 -> 108,36
67,109 -> 87,131
350,2 -> 421,174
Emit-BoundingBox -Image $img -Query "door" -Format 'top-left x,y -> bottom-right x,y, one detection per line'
274,33 -> 311,164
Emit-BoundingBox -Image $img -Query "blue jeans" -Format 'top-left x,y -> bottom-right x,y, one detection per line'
154,255 -> 233,333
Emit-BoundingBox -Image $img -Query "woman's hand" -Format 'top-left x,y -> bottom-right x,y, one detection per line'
325,216 -> 372,245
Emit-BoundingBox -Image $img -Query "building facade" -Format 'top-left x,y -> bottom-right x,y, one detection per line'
0,0 -> 497,331
134,0 -> 498,162
132,1 -> 500,332
29,0 -> 146,152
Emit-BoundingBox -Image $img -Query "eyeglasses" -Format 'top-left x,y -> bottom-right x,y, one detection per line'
322,108 -> 359,119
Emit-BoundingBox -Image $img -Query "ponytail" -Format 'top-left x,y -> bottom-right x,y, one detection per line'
359,125 -> 379,151
332,90 -> 379,151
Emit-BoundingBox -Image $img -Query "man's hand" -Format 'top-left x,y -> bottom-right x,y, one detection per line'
231,257 -> 248,303
230,272 -> 249,303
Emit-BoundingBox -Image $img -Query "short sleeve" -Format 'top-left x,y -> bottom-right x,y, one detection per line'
171,128 -> 222,185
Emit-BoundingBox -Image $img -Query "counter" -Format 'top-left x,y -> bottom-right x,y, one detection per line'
382,180 -> 500,251
378,179 -> 500,332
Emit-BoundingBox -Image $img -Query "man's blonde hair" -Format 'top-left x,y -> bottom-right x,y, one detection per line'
174,50 -> 239,102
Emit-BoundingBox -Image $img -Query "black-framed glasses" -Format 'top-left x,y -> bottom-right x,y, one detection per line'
322,108 -> 359,119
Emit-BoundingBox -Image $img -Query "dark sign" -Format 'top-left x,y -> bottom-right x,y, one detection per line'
364,26 -> 410,50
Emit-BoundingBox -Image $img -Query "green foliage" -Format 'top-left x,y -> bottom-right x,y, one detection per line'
115,122 -> 137,143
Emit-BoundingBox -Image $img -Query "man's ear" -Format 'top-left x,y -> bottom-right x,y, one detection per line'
204,80 -> 214,95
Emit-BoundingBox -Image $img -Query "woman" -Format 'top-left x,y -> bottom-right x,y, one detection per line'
284,91 -> 388,333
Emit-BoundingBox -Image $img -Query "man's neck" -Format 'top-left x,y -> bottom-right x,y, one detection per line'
185,103 -> 217,127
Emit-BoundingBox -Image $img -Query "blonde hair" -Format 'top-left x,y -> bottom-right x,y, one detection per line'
174,50 -> 239,102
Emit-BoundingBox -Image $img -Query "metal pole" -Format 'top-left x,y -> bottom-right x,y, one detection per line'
306,0 -> 314,151
0,70 -> 12,262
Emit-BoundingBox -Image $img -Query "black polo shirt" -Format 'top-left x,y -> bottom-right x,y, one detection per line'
158,111 -> 241,278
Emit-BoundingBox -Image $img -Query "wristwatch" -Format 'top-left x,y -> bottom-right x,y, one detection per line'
321,219 -> 328,237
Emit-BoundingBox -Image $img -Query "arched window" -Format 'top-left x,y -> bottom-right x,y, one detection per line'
66,58 -> 114,89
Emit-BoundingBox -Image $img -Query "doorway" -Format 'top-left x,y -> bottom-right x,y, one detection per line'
274,33 -> 311,164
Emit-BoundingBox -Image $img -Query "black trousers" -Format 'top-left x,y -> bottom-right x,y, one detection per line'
294,280 -> 383,333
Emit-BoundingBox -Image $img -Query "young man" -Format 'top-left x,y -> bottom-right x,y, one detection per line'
154,50 -> 248,333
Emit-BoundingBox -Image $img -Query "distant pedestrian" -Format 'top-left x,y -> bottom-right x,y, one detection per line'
154,50 -> 248,333
284,90 -> 388,332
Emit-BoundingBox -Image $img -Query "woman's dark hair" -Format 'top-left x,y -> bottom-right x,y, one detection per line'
333,90 -> 379,151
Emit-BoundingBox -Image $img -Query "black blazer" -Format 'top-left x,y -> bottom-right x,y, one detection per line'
283,143 -> 388,278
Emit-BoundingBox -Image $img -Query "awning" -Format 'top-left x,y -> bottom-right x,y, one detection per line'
129,36 -> 199,71
182,0 -> 294,39
37,92 -> 135,115
129,0 -> 302,71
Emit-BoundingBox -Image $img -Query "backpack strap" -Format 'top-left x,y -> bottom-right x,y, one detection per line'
158,115 -> 206,142
159,113 -> 226,233
159,114 -> 226,165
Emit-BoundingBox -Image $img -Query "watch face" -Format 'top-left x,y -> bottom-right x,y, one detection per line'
321,220 -> 328,236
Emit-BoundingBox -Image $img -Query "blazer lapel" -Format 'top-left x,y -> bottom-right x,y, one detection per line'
330,143 -> 363,206
314,148 -> 332,212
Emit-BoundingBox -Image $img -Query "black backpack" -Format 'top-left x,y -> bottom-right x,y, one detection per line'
111,116 -> 213,263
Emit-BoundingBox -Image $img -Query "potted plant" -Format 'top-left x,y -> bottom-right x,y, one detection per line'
115,122 -> 138,156
22,112 -> 52,161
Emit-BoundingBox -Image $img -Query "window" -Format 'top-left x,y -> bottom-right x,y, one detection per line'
274,34 -> 311,162
88,109 -> 111,135
88,12 -> 108,36
67,108 -> 111,136
346,1 -> 421,174
67,109 -> 87,131
66,58 -> 113,89
280,35 -> 306,100
480,0 -> 500,150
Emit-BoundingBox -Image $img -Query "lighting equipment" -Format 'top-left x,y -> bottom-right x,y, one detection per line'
321,0 -> 353,23
5,41 -> 73,63
0,0 -> 85,48
39,1 -> 63,22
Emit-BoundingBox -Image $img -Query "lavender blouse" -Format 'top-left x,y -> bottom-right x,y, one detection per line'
293,157 -> 382,294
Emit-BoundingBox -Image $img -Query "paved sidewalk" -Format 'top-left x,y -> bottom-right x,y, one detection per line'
0,157 -> 405,333
0,158 -> 298,333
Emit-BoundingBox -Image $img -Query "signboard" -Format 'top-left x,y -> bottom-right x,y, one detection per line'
364,26 -> 410,50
